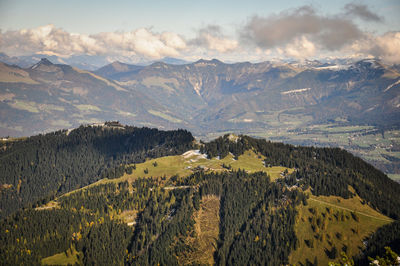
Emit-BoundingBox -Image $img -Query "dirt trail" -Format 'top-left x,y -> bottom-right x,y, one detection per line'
308,198 -> 392,222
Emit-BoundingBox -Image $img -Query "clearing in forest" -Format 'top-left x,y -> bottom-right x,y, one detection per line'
289,189 -> 392,265
61,150 -> 293,197
119,149 -> 293,182
41,246 -> 80,265
177,195 -> 220,265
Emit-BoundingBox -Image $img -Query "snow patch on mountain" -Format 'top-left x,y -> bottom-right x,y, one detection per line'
384,79 -> 400,92
281,88 -> 311,95
314,64 -> 351,70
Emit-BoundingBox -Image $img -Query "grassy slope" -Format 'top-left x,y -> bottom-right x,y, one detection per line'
289,190 -> 392,265
388,174 -> 400,182
177,195 -> 220,265
62,150 -> 293,198
41,246 -> 80,265
198,118 -> 399,179
121,149 -> 293,181
39,149 -> 394,265
41,150 -> 292,264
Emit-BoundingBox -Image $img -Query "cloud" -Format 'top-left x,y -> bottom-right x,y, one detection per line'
0,24 -> 187,59
355,31 -> 400,64
0,3 -> 398,64
241,5 -> 364,51
374,32 -> 400,63
160,32 -> 187,50
343,3 -> 383,22
278,36 -> 316,59
0,25 -> 105,56
190,25 -> 238,53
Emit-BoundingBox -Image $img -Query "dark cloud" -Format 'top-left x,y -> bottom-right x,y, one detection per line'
189,25 -> 238,53
241,5 -> 365,51
189,25 -> 224,47
344,3 -> 383,22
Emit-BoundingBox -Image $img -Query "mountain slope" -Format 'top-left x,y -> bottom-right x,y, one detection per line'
0,59 -> 179,136
1,128 -> 399,265
93,61 -> 144,80
0,57 -> 399,177
0,124 -> 194,218
96,58 -> 400,130
2,57 -> 399,134
93,58 -> 400,177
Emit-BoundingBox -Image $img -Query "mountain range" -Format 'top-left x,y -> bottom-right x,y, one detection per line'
0,53 -> 189,70
0,55 -> 399,177
94,58 -> 400,131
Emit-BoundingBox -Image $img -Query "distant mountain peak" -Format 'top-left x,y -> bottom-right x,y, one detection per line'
110,61 -> 124,66
149,61 -> 169,68
194,58 -> 223,66
109,61 -> 131,71
38,58 -> 53,65
30,58 -> 54,69
158,57 -> 189,65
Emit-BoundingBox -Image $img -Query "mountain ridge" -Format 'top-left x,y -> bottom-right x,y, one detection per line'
0,56 -> 399,178
1,124 -> 399,265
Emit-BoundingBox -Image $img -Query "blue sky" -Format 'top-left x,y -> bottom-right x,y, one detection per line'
1,0 -> 399,63
1,0 -> 399,35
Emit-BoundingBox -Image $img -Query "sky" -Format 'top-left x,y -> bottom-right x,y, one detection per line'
0,0 -> 400,63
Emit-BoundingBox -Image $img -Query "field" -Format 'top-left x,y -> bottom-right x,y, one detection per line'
388,174 -> 400,181
148,109 -> 183,123
121,149 -> 293,181
41,246 -> 80,265
63,150 -> 294,196
289,189 -> 392,265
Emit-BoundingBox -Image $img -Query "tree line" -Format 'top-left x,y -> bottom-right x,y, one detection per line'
0,125 -> 194,219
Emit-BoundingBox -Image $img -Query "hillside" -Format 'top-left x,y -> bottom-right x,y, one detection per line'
0,59 -> 171,137
1,57 -> 399,179
96,58 -> 400,130
0,124 -> 194,218
1,127 -> 400,265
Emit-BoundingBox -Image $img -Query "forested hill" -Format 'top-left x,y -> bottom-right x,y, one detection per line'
0,123 -> 194,219
202,134 -> 400,220
1,127 -> 400,265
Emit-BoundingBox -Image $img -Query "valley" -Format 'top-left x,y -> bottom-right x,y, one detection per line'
240,124 -> 400,179
2,1 -> 400,265
0,57 -> 399,179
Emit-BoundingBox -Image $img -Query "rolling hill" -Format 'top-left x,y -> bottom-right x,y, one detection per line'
0,126 -> 400,265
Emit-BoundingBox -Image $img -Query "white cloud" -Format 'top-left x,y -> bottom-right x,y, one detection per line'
0,25 -> 187,59
370,32 -> 400,64
160,32 -> 186,50
345,31 -> 400,64
0,3 -> 399,65
281,36 -> 316,59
